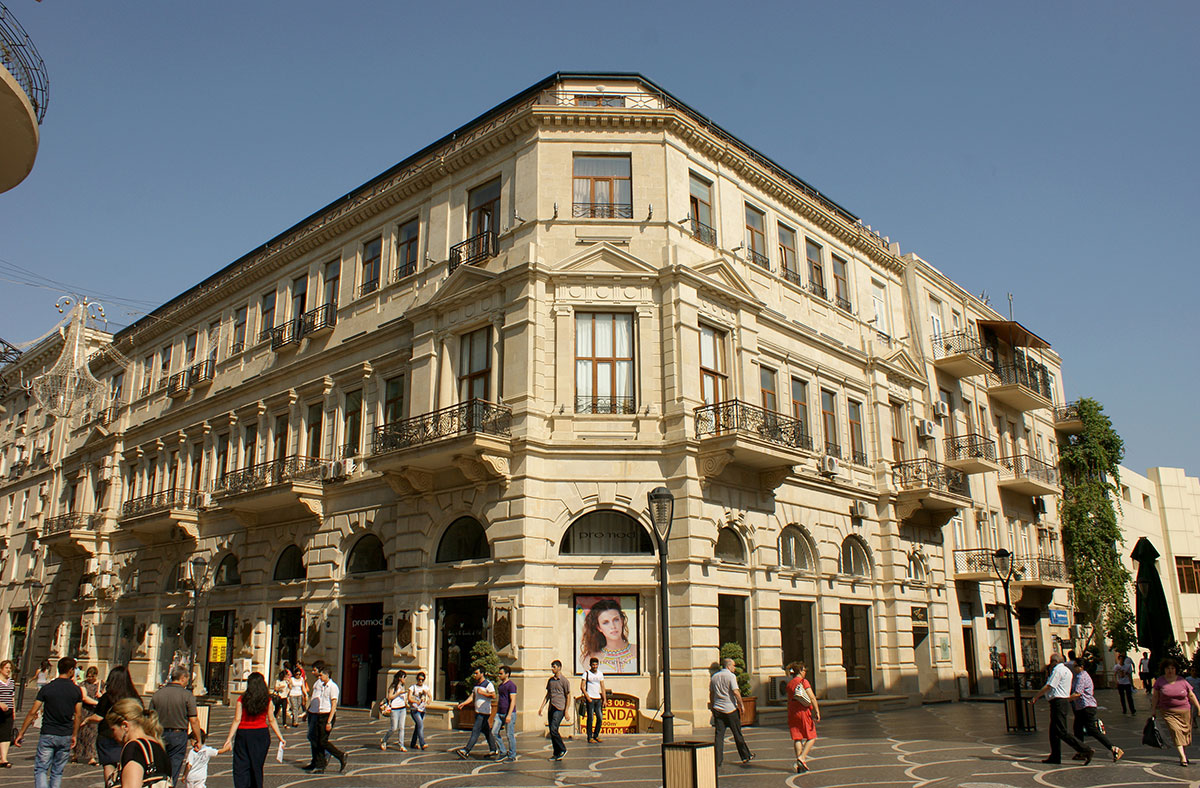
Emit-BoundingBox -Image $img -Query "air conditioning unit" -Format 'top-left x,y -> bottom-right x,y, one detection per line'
766,675 -> 791,704
916,419 -> 936,440
342,457 -> 356,475
851,500 -> 871,519
980,346 -> 996,363
320,463 -> 336,481
934,401 -> 950,420
821,455 -> 841,476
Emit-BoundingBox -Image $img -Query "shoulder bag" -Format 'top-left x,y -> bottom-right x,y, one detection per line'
794,680 -> 813,707
1143,716 -> 1166,748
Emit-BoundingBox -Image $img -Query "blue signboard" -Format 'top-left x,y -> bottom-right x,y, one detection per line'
1049,609 -> 1070,626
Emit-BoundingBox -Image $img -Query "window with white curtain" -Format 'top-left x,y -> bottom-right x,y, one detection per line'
573,156 -> 632,218
575,313 -> 634,413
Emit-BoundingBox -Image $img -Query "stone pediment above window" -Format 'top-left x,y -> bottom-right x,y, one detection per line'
427,264 -> 500,307
551,242 -> 659,277
688,259 -> 761,306
871,349 -> 926,388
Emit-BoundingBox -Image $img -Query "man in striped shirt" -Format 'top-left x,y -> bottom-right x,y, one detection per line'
1069,661 -> 1123,761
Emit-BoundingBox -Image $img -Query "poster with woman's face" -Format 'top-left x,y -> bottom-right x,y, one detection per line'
574,594 -> 638,675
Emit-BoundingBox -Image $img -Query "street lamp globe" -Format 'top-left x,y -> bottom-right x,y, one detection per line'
648,486 -> 674,541
991,548 -> 1014,581
191,556 -> 208,588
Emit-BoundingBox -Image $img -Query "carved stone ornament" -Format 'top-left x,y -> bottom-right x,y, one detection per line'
396,613 -> 413,650
306,618 -> 322,649
493,607 -> 513,652
758,467 -> 793,491
699,450 -> 735,478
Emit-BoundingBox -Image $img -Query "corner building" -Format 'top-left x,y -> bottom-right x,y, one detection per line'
4,73 -> 1077,728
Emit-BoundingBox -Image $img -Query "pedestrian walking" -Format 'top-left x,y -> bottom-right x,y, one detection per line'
786,662 -> 820,773
538,660 -> 571,761
408,671 -> 431,750
580,658 -> 607,743
218,672 -> 287,788
14,656 -> 83,788
271,670 -> 290,725
104,697 -> 171,787
1140,652 -> 1152,695
1068,660 -> 1122,762
454,667 -> 497,759
302,664 -> 346,774
73,666 -> 101,765
1032,653 -> 1094,765
380,670 -> 409,751
286,669 -> 306,728
179,730 -> 218,788
493,666 -> 518,762
1152,656 -> 1200,766
88,664 -> 142,786
148,665 -> 203,784
1113,651 -> 1136,714
709,657 -> 754,767
0,659 -> 17,768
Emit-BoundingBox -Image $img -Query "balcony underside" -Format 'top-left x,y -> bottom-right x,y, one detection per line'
988,383 -> 1052,412
214,481 -> 325,525
1055,415 -> 1083,434
894,489 -> 971,527
933,352 -> 992,379
0,65 -> 39,193
695,435 -> 801,491
998,475 -> 1060,497
954,568 -> 995,582
41,529 -> 97,558
369,432 -> 512,494
944,454 -> 1004,475
121,509 -> 199,543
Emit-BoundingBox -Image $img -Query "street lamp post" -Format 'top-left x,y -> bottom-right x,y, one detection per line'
647,486 -> 675,746
186,556 -> 208,691
15,580 -> 46,713
991,548 -> 1026,731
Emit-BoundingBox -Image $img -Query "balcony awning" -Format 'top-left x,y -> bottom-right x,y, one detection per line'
976,319 -> 1051,349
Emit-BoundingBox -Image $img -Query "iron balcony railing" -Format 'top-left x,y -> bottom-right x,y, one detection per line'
945,433 -> 997,464
992,363 -> 1054,400
340,442 -> 360,460
930,331 -> 993,364
268,320 -> 301,350
98,405 -> 121,425
694,399 -> 814,451
835,296 -> 852,312
299,303 -> 336,335
44,512 -> 96,535
954,548 -> 1000,577
747,248 -> 769,269
824,441 -> 842,459
851,449 -> 869,466
7,460 -> 27,480
121,489 -> 199,519
139,383 -> 152,398
575,396 -> 636,415
689,218 -> 716,247
782,266 -> 803,287
449,230 -> 498,273
214,455 -> 325,495
998,454 -> 1060,487
573,202 -> 633,219
541,91 -> 661,110
1054,402 -> 1081,423
391,261 -> 417,283
808,282 -> 828,300
1019,555 -> 1070,584
891,458 -> 970,497
0,3 -> 48,123
229,340 -> 246,356
372,399 -> 512,455
166,370 -> 189,397
358,279 -> 379,297
188,359 -> 215,386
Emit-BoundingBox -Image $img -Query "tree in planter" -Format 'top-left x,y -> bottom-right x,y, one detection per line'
1058,397 -> 1135,655
718,642 -> 752,697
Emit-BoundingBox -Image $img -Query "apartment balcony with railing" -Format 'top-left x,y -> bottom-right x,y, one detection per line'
997,454 -> 1060,496
1054,401 -> 1083,434
953,548 -> 1001,581
573,202 -> 633,219
575,396 -> 636,415
41,511 -> 98,557
892,458 -> 971,518
0,2 -> 47,193
120,488 -> 201,541
368,399 -> 513,491
944,433 -> 1002,474
746,248 -> 769,269
930,332 -> 994,378
166,360 -> 216,399
1013,554 -> 1071,589
299,303 -> 336,336
212,455 -> 328,524
987,363 -> 1054,412
266,320 -> 301,351
449,230 -> 498,274
689,218 -> 716,247
693,400 -> 811,488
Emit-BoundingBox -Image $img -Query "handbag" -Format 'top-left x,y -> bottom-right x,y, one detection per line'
1143,716 -> 1166,748
793,680 -> 813,707
370,699 -> 382,720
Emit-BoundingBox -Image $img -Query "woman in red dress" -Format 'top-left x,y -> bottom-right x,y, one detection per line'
786,662 -> 820,772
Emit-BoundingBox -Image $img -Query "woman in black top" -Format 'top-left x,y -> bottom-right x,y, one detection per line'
87,665 -> 142,785
106,697 -> 171,787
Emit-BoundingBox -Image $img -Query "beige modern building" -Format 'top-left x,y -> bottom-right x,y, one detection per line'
0,2 -> 48,192
0,73 -> 1078,727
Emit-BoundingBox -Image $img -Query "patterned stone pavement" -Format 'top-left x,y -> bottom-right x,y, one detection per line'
3,690 -> 1198,787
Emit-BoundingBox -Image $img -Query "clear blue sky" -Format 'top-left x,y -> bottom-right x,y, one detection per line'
1,1 -> 1196,475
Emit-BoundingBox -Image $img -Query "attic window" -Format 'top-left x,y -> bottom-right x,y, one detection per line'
575,94 -> 624,107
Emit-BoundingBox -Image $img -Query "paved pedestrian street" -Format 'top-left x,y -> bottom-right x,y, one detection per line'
6,692 -> 1198,788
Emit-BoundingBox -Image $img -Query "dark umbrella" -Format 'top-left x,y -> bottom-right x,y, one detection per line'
1131,537 -> 1174,673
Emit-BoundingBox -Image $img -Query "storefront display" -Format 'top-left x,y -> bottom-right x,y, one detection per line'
574,594 -> 638,675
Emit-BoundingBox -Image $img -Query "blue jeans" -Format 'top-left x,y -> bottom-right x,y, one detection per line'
162,729 -> 188,783
491,713 -> 516,758
461,711 -> 495,754
585,698 -> 603,740
548,707 -> 566,757
381,708 -> 407,747
408,709 -> 425,748
34,733 -> 72,788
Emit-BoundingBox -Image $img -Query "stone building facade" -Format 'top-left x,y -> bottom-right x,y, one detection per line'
0,72 -> 1077,727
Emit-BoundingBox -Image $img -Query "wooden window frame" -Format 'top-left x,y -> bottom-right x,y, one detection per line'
575,313 -> 635,413
699,324 -> 728,405
759,365 -> 777,412
778,223 -> 799,280
395,218 -> 420,277
458,327 -> 492,402
806,238 -> 825,295
384,376 -> 405,425
361,236 -> 382,292
744,204 -> 767,266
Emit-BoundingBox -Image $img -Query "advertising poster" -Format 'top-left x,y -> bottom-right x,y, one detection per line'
574,594 -> 638,675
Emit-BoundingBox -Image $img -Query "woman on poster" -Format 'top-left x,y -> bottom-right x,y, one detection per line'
578,599 -> 635,673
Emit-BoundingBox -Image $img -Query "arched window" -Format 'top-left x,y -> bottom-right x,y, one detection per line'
214,554 -> 241,586
274,545 -> 306,582
907,552 -> 927,583
839,537 -> 870,577
715,527 -> 746,564
779,526 -> 814,571
436,517 -> 490,563
346,534 -> 386,574
560,510 -> 654,555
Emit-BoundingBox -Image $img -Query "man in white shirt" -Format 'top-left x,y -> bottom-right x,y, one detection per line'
708,658 -> 754,767
1113,651 -> 1136,714
580,658 -> 607,743
1032,654 -> 1094,765
302,664 -> 347,774
454,668 -> 497,759
1139,652 -> 1152,694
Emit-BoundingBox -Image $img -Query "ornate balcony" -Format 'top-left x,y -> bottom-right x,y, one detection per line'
267,320 -> 301,351
782,266 -> 803,288
0,2 -> 47,192
808,282 -> 828,300
449,230 -> 498,273
211,455 -> 327,525
299,303 -> 336,336
930,332 -> 994,378
689,218 -> 716,247
953,549 -> 1000,581
575,396 -> 636,415
746,248 -> 769,269
573,202 -> 633,219
41,512 -> 99,558
1054,402 -> 1083,434
987,364 -> 1053,412
891,458 -> 971,522
944,433 -> 1002,474
997,454 -> 1060,496
391,261 -> 417,283
166,371 -> 189,398
1013,555 -> 1071,589
693,400 -> 811,489
120,488 -> 200,542
368,399 -> 512,493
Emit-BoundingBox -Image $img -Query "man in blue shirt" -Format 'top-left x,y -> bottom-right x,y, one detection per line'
492,666 -> 518,763
1068,661 -> 1122,761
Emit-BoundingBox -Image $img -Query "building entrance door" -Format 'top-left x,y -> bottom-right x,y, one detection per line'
780,600 -> 815,689
272,608 -> 302,677
205,610 -> 235,698
342,603 -> 383,708
962,626 -> 979,695
840,604 -> 873,695
436,596 -> 488,702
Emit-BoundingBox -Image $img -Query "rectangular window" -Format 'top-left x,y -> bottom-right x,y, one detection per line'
395,218 -> 419,280
458,327 -> 491,401
821,389 -> 839,456
232,307 -> 247,353
848,399 -> 866,464
574,94 -> 625,107
872,281 -> 889,337
744,204 -> 768,268
111,372 -> 124,405
778,224 -> 800,285
790,378 -> 809,437
242,423 -> 257,468
344,390 -> 363,457
206,320 -> 220,363
806,239 -> 826,299
699,325 -> 727,405
273,414 -> 289,461
190,444 -> 203,492
575,313 -> 635,414
216,434 -> 229,481
891,401 -> 906,461
1178,557 -> 1200,595
260,292 -> 276,338
688,172 -> 715,245
384,376 -> 405,424
573,156 -> 632,218
306,404 -> 323,459
929,294 -> 944,338
832,254 -> 850,311
360,237 -> 382,295
291,275 -> 308,319
159,345 -> 173,383
468,178 -> 501,238
184,333 -> 197,367
940,389 -> 955,437
759,366 -> 777,412
323,259 -> 340,307
142,355 -> 154,395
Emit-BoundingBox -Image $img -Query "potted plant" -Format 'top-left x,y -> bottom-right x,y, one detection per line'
719,642 -> 756,726
455,639 -> 501,730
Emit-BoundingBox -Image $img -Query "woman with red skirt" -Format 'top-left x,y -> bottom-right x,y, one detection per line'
786,662 -> 821,772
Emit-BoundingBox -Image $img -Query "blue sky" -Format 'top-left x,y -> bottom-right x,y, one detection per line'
0,1 -> 1196,474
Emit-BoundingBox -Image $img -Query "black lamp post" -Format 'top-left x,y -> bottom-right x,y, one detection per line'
186,556 -> 208,691
647,486 -> 675,745
990,548 -> 1026,731
15,579 -> 46,713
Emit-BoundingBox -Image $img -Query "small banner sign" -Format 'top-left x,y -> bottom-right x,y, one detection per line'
1048,609 -> 1070,626
208,636 -> 228,663
576,693 -> 639,735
